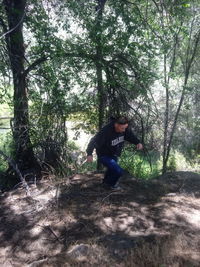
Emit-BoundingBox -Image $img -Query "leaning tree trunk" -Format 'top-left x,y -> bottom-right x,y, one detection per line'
3,0 -> 40,174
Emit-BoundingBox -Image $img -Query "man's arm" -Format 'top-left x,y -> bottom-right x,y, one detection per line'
86,127 -> 107,161
125,127 -> 143,150
86,136 -> 96,156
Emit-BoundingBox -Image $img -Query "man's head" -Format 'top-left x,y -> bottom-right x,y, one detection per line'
114,116 -> 129,133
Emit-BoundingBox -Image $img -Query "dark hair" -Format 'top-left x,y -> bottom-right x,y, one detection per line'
115,116 -> 129,125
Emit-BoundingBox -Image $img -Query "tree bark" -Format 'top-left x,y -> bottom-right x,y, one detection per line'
162,54 -> 169,174
3,0 -> 40,174
95,0 -> 107,131
95,0 -> 107,170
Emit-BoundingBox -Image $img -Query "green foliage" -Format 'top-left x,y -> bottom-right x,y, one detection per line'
167,150 -> 200,172
78,160 -> 97,173
119,146 -> 161,179
0,0 -> 200,180
67,140 -> 79,152
119,147 -> 200,179
167,154 -> 177,172
0,131 -> 14,188
0,134 -> 9,172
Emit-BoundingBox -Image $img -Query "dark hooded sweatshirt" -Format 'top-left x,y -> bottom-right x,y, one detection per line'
86,121 -> 140,157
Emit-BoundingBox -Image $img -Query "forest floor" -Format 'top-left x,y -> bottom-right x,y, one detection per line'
0,171 -> 200,267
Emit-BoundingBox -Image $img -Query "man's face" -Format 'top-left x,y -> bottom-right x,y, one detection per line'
114,123 -> 128,133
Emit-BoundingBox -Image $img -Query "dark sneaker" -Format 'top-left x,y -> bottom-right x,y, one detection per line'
102,182 -> 122,191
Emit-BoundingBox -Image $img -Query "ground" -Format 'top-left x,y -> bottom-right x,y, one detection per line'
0,171 -> 200,266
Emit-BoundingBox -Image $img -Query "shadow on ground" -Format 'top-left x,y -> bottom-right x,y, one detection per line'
0,171 -> 200,266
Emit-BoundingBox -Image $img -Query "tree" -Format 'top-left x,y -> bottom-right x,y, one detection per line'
1,0 -> 199,180
94,0 -> 107,130
1,0 -> 49,180
1,0 -> 42,176
149,0 -> 200,173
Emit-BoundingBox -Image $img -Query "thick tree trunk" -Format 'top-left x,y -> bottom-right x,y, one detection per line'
96,60 -> 104,131
96,59 -> 105,170
3,0 -> 40,174
95,0 -> 107,170
95,0 -> 107,131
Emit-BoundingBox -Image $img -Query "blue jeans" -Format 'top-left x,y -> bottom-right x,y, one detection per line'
99,155 -> 124,186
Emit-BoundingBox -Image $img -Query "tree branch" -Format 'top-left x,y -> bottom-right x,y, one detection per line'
0,17 -> 10,49
0,10 -> 25,40
64,52 -> 96,61
23,56 -> 47,77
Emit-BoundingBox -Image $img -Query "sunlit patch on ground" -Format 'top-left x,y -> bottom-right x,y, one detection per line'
0,171 -> 200,266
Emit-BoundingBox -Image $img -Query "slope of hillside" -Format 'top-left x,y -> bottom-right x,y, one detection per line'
0,171 -> 200,267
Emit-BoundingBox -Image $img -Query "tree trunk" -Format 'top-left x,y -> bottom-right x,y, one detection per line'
3,0 -> 40,174
162,54 -> 169,174
95,0 -> 107,131
95,0 -> 107,170
162,28 -> 200,174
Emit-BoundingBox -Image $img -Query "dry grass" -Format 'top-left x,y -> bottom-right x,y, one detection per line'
0,171 -> 200,266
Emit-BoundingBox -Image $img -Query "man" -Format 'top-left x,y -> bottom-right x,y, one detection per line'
86,116 -> 143,190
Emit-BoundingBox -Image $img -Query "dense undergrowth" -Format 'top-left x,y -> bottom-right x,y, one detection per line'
0,130 -> 199,191
78,144 -> 200,179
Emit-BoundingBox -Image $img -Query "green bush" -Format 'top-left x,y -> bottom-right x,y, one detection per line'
78,160 -> 97,173
167,154 -> 177,172
0,131 -> 13,172
167,150 -> 199,172
0,131 -> 14,189
119,146 -> 200,179
119,146 -> 161,179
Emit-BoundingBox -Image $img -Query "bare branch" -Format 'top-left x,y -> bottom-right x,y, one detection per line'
0,11 -> 25,40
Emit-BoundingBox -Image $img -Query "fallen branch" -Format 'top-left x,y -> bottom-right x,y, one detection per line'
42,225 -> 63,244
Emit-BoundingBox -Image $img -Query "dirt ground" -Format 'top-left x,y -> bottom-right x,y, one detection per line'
0,171 -> 200,267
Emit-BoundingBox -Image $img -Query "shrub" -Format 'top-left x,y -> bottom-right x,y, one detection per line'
119,145 -> 161,179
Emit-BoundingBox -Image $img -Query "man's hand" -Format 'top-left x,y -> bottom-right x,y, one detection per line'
136,143 -> 143,150
87,155 -> 93,163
